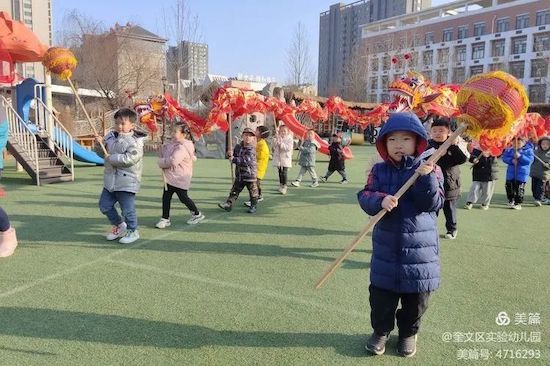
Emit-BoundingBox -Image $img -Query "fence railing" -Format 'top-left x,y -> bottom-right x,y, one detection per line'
1,95 -> 40,185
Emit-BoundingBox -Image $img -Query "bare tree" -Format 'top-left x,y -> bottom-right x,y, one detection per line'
58,10 -> 165,109
342,45 -> 369,102
162,0 -> 202,104
286,22 -> 313,86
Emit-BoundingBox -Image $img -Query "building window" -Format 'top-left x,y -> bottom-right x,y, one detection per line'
512,36 -> 527,54
382,56 -> 390,70
436,69 -> 448,83
457,26 -> 468,40
533,32 -> 550,52
536,10 -> 550,26
423,50 -> 433,65
516,14 -> 529,29
443,29 -> 453,42
381,75 -> 389,89
531,59 -> 548,77
453,67 -> 466,83
470,65 -> 484,76
472,43 -> 485,59
489,63 -> 505,71
370,77 -> 378,90
408,51 -> 418,67
455,46 -> 466,62
509,61 -> 525,79
473,22 -> 486,36
371,58 -> 379,72
492,39 -> 506,57
437,48 -> 449,64
529,85 -> 547,103
496,18 -> 510,33
425,32 -> 434,44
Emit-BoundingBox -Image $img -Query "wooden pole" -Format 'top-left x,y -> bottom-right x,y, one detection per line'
66,78 -> 108,156
315,123 -> 468,289
227,113 -> 234,180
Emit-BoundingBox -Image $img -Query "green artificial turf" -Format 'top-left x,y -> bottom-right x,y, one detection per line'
0,144 -> 547,365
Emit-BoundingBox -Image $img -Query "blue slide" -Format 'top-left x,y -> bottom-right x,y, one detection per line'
16,78 -> 104,166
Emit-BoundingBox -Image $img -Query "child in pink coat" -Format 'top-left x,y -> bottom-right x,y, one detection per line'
156,124 -> 204,227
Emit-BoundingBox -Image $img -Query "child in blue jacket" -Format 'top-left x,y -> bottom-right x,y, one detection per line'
501,138 -> 534,210
357,112 -> 444,358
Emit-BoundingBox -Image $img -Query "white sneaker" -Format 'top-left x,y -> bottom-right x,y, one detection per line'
464,202 -> 473,210
280,185 -> 287,195
155,218 -> 171,229
513,204 -> 522,210
187,212 -> 205,225
480,205 -> 489,210
106,222 -> 127,241
257,196 -> 264,202
310,181 -> 319,187
534,201 -> 542,207
507,202 -> 515,209
291,181 -> 300,187
119,229 -> 140,244
340,179 -> 349,184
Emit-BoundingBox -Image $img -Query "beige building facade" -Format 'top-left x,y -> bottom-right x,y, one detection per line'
361,0 -> 550,103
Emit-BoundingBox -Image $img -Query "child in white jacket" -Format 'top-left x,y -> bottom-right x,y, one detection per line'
272,124 -> 293,194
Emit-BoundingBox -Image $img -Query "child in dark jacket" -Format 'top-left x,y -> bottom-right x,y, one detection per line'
358,112 -> 444,358
320,133 -> 348,184
428,118 -> 468,239
218,128 -> 259,214
502,138 -> 534,210
464,148 -> 499,210
529,136 -> 550,206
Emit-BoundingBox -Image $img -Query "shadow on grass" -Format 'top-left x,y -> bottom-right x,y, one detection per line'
0,307 -> 369,357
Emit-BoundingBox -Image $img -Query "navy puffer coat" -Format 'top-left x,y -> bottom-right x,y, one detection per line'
358,113 -> 445,293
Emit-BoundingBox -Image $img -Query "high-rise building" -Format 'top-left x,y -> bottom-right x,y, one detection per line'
369,0 -> 431,22
0,0 -> 52,82
318,0 -> 430,99
361,0 -> 549,104
167,41 -> 208,83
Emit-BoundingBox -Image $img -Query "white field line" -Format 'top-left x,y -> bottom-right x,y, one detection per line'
106,258 -> 367,319
0,205 -> 237,299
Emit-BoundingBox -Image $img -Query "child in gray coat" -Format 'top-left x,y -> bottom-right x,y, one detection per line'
291,129 -> 320,187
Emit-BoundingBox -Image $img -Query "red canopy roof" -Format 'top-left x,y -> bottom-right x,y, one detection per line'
0,11 -> 47,63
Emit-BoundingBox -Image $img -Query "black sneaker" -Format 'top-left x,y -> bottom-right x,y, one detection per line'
247,206 -> 257,214
365,333 -> 389,355
218,202 -> 232,211
397,335 -> 417,357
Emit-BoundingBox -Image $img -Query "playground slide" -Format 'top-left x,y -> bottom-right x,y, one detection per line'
54,127 -> 103,165
279,114 -> 353,160
15,79 -> 104,165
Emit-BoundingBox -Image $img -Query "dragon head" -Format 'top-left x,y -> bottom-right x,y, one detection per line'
388,71 -> 428,112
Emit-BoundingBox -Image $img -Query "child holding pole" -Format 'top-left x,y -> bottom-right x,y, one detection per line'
358,112 -> 444,358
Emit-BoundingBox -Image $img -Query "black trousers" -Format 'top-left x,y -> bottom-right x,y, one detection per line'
505,180 -> 526,204
162,184 -> 199,219
324,169 -> 347,181
278,167 -> 288,185
257,178 -> 263,198
443,199 -> 457,232
227,179 -> 259,207
369,285 -> 431,338
531,177 -> 544,201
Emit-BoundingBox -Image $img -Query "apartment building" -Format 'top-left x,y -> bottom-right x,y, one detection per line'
361,0 -> 549,103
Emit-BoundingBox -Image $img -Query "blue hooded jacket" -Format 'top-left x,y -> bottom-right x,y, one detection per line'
357,113 -> 444,293
501,142 -> 534,183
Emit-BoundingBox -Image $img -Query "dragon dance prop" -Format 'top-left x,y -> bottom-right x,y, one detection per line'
42,47 -> 108,156
315,71 -> 530,289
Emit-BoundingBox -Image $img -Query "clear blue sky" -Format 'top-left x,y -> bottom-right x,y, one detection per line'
52,0 -> 448,84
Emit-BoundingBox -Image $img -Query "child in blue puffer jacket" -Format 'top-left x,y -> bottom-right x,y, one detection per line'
357,112 -> 444,358
501,138 -> 534,210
